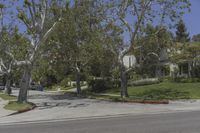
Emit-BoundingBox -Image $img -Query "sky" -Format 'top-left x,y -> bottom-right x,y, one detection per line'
183,0 -> 200,37
2,0 -> 200,39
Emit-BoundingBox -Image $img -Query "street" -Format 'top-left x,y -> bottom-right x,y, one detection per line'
1,111 -> 200,133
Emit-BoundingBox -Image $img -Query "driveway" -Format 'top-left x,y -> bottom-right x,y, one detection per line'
1,90 -> 200,124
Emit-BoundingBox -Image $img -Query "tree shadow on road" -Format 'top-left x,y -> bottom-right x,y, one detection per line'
31,93 -> 90,110
36,101 -> 90,110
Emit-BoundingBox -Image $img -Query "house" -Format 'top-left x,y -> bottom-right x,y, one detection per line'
122,42 -> 200,78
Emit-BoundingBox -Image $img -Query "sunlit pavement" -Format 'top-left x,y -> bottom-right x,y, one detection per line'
1,90 -> 200,125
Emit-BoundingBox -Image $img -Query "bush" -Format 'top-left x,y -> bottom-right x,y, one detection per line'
72,83 -> 76,87
128,78 -> 160,86
60,78 -> 70,87
174,77 -> 200,83
129,74 -> 143,81
160,76 -> 173,82
88,78 -> 120,93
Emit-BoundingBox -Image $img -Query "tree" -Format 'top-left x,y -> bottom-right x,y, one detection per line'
0,3 -> 24,95
192,34 -> 200,42
44,0 -> 121,94
4,0 -> 63,102
135,24 -> 173,78
175,19 -> 190,43
108,0 -> 191,98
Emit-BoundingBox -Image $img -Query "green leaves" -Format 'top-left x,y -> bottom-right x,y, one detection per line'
0,4 -> 4,9
17,11 -> 25,20
175,19 -> 190,43
24,0 -> 31,6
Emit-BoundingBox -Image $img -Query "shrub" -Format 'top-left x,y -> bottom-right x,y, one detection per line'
160,76 -> 173,82
174,77 -> 200,83
72,83 -> 76,87
129,74 -> 143,81
128,78 -> 160,86
88,78 -> 119,92
60,78 -> 70,87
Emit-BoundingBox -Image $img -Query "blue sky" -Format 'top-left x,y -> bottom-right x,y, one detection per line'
3,0 -> 200,38
183,0 -> 200,37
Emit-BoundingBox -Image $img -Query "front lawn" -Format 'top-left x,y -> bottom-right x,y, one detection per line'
102,81 -> 200,100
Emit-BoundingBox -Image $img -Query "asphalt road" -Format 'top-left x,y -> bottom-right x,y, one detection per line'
1,111 -> 200,133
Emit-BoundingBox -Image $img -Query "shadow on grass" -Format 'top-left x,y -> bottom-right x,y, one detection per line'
130,88 -> 190,100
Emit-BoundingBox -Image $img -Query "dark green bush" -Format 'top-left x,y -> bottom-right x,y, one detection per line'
128,78 -> 160,86
174,77 -> 200,83
72,83 -> 76,87
160,76 -> 173,82
88,78 -> 120,92
60,78 -> 70,87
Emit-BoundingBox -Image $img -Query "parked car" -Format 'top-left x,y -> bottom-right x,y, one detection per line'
0,86 -> 4,90
0,82 -> 4,90
30,82 -> 43,91
30,82 -> 39,90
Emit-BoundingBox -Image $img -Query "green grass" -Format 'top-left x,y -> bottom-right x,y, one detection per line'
103,81 -> 200,100
4,101 -> 34,111
0,93 -> 16,100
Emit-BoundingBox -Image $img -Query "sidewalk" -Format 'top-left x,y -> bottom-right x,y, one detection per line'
1,89 -> 200,125
0,98 -> 15,118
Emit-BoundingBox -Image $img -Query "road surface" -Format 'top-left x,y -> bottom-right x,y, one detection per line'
1,111 -> 200,133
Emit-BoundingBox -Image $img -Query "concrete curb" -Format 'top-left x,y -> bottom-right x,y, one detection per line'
119,100 -> 169,104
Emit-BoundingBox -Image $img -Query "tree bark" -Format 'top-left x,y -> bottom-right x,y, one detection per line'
4,75 -> 12,95
76,66 -> 81,95
120,57 -> 129,98
18,66 -> 31,103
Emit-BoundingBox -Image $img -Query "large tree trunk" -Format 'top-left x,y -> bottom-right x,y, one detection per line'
4,74 -> 12,95
76,66 -> 81,95
18,66 -> 31,103
120,57 -> 129,98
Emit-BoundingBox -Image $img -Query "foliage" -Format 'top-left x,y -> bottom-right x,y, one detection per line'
174,77 -> 200,83
175,19 -> 190,42
128,78 -> 161,86
60,78 -> 70,87
134,25 -> 173,77
88,78 -> 120,93
171,42 -> 200,78
192,34 -> 200,42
